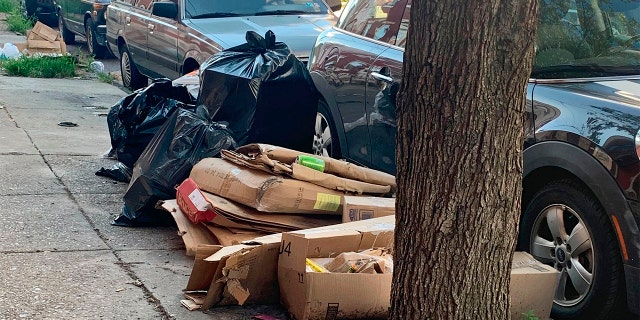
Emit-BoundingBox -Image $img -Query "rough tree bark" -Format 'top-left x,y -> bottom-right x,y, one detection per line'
391,0 -> 538,319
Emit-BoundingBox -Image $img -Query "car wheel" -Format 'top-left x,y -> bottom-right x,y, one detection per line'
58,12 -> 75,44
313,100 -> 341,158
119,45 -> 147,90
519,180 -> 626,320
85,20 -> 107,59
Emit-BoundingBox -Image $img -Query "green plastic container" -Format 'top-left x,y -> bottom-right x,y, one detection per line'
297,155 -> 325,172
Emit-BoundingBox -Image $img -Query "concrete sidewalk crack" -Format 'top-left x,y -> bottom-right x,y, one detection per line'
9,115 -> 174,319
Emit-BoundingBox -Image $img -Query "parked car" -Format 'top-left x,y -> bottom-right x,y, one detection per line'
56,0 -> 111,58
105,0 -> 342,90
24,0 -> 57,27
308,0 -> 640,319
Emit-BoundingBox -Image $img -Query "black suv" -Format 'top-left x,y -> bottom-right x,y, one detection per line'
57,0 -> 111,58
25,0 -> 111,58
308,0 -> 640,319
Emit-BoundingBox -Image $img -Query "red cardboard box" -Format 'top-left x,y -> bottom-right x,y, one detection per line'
176,178 -> 217,224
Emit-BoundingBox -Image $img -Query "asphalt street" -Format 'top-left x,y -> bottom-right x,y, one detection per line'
0,18 -> 288,320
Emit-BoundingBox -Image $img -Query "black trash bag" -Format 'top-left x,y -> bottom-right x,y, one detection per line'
107,78 -> 196,168
95,162 -> 133,183
198,30 -> 318,153
113,107 -> 236,227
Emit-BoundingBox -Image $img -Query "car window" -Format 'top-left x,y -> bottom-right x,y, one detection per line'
338,0 -> 407,45
533,0 -> 640,78
184,0 -> 328,19
135,0 -> 153,10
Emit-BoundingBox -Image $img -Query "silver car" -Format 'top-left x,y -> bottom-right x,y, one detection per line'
106,0 -> 341,89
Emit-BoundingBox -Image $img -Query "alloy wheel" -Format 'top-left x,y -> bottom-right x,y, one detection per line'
313,112 -> 332,157
121,51 -> 132,88
530,204 -> 594,307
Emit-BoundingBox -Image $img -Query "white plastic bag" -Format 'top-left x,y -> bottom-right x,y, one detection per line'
2,43 -> 20,59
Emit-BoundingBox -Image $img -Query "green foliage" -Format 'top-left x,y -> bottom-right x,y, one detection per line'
521,310 -> 539,320
5,8 -> 34,34
0,55 -> 77,78
97,72 -> 115,84
0,0 -> 18,13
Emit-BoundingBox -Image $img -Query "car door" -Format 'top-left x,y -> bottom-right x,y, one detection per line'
327,0 -> 406,167
125,0 -> 153,71
365,0 -> 408,174
146,0 -> 179,79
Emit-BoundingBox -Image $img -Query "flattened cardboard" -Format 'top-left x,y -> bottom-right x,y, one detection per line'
342,195 -> 395,223
235,144 -> 396,191
162,200 -> 219,256
185,245 -> 223,291
221,149 -> 391,194
204,224 -> 265,247
510,252 -> 559,320
203,191 -> 341,231
190,158 -> 345,214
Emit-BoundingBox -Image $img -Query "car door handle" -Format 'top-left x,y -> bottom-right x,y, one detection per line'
371,71 -> 393,83
148,23 -> 155,33
125,16 -> 131,24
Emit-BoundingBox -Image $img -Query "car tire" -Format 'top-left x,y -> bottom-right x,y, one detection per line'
313,100 -> 341,159
119,45 -> 147,90
519,180 -> 626,320
85,20 -> 107,59
58,12 -> 75,44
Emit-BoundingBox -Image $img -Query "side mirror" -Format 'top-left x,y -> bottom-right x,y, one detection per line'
324,0 -> 342,12
152,2 -> 178,19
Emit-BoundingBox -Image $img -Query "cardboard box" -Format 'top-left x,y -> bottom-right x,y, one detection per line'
25,21 -> 67,55
183,216 -> 396,310
190,158 -> 345,214
278,219 -> 395,320
510,252 -> 559,320
29,21 -> 59,42
342,195 -> 395,223
277,218 -> 559,320
177,178 -> 217,224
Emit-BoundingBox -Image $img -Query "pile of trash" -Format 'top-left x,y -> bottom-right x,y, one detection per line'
97,30 -> 559,320
96,30 -> 400,319
0,22 -> 67,58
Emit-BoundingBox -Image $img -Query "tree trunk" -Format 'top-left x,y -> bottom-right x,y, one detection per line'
391,1 -> 538,319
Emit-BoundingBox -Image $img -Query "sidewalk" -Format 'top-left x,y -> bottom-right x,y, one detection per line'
0,19 -> 287,320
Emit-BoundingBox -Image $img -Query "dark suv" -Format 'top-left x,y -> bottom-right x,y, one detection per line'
308,0 -> 640,319
57,0 -> 111,58
24,0 -> 111,58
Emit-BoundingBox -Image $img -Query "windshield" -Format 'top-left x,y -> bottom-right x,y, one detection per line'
184,0 -> 329,19
533,0 -> 640,78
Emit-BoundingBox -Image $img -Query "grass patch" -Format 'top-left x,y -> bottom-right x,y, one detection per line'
0,0 -> 17,13
97,72 -> 115,84
5,8 -> 34,34
0,55 -> 77,78
521,310 -> 539,320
